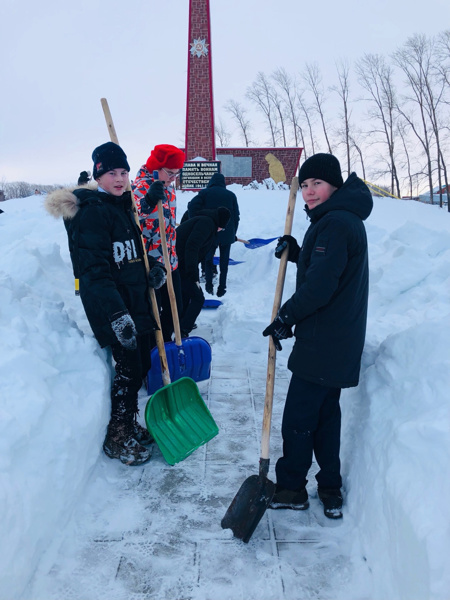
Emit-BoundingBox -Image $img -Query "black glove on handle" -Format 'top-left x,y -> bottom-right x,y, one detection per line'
110,313 -> 138,350
141,180 -> 166,213
262,314 -> 293,351
148,263 -> 167,289
274,234 -> 300,263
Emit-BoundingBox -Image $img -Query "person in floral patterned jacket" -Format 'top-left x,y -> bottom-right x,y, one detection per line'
132,144 -> 185,341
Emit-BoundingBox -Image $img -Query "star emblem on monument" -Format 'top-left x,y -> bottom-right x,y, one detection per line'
190,38 -> 209,58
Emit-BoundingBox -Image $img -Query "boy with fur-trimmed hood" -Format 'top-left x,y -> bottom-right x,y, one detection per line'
45,142 -> 166,466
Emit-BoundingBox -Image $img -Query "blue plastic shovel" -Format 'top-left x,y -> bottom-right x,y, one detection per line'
147,174 -> 212,393
202,299 -> 223,309
237,237 -> 278,249
212,256 -> 245,266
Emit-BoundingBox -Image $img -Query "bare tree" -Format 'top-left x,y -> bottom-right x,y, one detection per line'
436,30 -> 450,208
356,54 -> 401,197
271,67 -> 300,146
215,118 -> 231,147
393,34 -> 448,206
246,72 -> 278,146
296,90 -> 316,158
331,59 -> 353,176
349,132 -> 367,180
301,62 -> 333,154
437,30 -> 450,93
225,100 -> 253,147
267,84 -> 288,146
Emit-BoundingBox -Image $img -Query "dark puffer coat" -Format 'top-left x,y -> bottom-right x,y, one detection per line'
279,173 -> 373,388
188,173 -> 240,245
45,185 -> 156,348
176,209 -> 222,282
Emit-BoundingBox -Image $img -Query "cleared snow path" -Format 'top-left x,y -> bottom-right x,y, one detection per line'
26,311 -> 363,600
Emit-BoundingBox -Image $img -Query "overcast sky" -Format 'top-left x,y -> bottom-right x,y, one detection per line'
1,0 -> 449,186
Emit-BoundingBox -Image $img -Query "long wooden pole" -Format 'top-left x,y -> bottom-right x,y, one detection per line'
260,177 -> 298,465
156,199 -> 183,347
100,97 -> 171,386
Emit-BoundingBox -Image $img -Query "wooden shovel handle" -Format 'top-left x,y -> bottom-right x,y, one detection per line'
260,176 -> 299,460
100,98 -> 171,386
156,199 -> 183,346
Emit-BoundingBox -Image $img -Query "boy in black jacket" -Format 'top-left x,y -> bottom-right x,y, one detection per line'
263,153 -> 373,518
45,142 -> 166,466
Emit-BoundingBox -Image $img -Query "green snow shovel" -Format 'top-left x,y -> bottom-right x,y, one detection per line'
221,177 -> 298,543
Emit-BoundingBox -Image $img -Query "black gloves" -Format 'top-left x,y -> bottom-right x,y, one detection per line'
140,180 -> 165,213
148,263 -> 166,289
274,234 -> 300,263
110,313 -> 138,350
262,314 -> 293,351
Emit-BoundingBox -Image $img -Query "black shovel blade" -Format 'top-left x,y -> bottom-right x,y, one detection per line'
221,474 -> 276,543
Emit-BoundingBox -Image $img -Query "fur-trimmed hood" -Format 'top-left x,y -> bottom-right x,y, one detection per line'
45,183 -> 98,220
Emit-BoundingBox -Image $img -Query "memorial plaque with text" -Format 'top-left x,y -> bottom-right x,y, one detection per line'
180,161 -> 221,190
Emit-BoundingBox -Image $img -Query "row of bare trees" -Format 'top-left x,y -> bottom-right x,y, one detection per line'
0,180 -> 61,200
216,30 -> 450,209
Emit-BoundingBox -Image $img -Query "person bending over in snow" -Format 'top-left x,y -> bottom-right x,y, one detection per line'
176,207 -> 230,337
188,173 -> 240,298
263,153 -> 373,519
132,144 -> 185,342
45,142 -> 166,466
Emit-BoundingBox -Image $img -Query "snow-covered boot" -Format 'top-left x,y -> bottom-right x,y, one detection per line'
103,417 -> 152,466
269,485 -> 309,510
318,487 -> 343,519
132,416 -> 154,446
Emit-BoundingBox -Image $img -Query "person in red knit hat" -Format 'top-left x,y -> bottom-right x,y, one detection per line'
132,144 -> 185,342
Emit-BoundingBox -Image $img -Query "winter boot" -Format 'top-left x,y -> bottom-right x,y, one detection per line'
103,418 -> 152,466
132,416 -> 154,446
269,485 -> 309,510
217,285 -> 226,297
205,282 -> 214,295
318,487 -> 343,519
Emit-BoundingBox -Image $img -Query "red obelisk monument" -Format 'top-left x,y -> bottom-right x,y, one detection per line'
185,0 -> 215,161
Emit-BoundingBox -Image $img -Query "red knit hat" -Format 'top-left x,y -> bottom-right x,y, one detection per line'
146,144 -> 185,172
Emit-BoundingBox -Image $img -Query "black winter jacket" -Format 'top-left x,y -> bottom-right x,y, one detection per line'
176,209 -> 222,281
45,186 -> 156,348
188,173 -> 240,245
279,174 -> 373,388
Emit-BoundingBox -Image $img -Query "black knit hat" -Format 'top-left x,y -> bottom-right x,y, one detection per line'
298,153 -> 343,189
92,142 -> 130,179
217,207 -> 231,228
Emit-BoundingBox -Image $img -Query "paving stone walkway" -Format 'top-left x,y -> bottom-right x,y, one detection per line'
28,316 -> 353,600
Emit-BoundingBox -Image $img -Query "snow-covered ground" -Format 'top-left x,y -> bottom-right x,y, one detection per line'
1,184 -> 449,600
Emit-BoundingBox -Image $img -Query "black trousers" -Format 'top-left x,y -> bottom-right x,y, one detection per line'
156,268 -> 183,342
180,277 -> 204,333
205,243 -> 231,289
110,333 -> 152,420
275,374 -> 342,491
